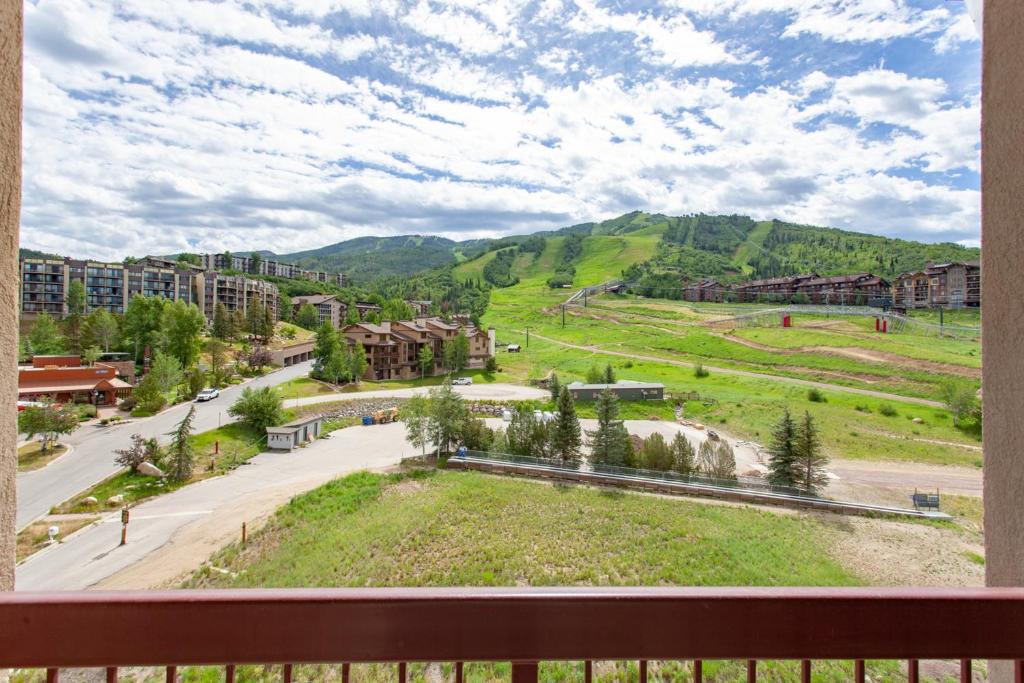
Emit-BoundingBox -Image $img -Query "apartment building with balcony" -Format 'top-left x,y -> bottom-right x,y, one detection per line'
893,261 -> 981,309
291,294 -> 344,329
342,317 -> 495,380
194,272 -> 279,322
794,273 -> 891,305
199,253 -> 344,287
19,256 -> 195,318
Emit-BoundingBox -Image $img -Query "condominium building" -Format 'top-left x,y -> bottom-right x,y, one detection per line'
291,295 -> 345,329
199,253 -> 344,287
893,261 -> 981,309
194,272 -> 279,322
19,256 -> 195,318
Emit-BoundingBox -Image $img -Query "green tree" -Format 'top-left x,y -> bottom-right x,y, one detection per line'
418,345 -> 434,378
124,295 -> 168,362
349,341 -> 368,383
82,345 -> 101,367
166,406 -> 197,482
228,386 -> 285,432
278,293 -> 292,322
184,365 -> 206,399
587,389 -> 632,467
767,409 -> 798,488
585,364 -> 603,384
312,322 -> 340,380
939,379 -> 978,428
548,372 -> 561,402
28,312 -> 64,355
380,298 -> 414,321
133,373 -> 166,413
602,363 -> 616,385
698,439 -> 736,480
246,300 -> 268,342
211,303 -> 235,340
18,400 -> 79,452
441,339 -> 456,372
63,280 -> 87,354
793,411 -> 829,494
452,330 -> 470,371
206,338 -> 230,387
402,394 -> 432,456
248,252 -> 263,275
639,432 -> 673,471
506,406 -> 537,456
148,351 -> 183,396
426,379 -> 469,454
114,433 -> 151,472
344,298 -> 360,325
550,385 -> 582,464
160,300 -> 206,368
670,433 -> 695,475
82,308 -> 119,352
323,345 -> 351,387
295,304 -> 320,331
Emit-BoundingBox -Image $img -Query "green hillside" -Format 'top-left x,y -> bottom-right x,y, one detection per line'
276,235 -> 461,283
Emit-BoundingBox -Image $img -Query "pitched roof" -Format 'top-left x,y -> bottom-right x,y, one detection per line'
292,294 -> 337,305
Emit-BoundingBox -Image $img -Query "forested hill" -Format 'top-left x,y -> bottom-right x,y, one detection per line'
273,235 -> 474,283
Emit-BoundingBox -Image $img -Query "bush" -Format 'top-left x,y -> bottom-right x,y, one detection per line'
807,388 -> 827,403
228,386 -> 285,432
879,404 -> 898,417
485,356 -> 498,373
693,362 -> 709,379
854,404 -> 871,413
118,395 -> 138,413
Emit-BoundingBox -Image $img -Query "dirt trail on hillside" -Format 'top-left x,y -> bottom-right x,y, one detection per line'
721,333 -> 980,379
524,330 -> 943,407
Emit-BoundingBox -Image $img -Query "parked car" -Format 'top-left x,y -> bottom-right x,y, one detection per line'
196,388 -> 220,402
452,377 -> 473,386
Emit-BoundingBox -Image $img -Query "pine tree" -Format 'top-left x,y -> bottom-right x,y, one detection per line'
550,385 -> 582,464
767,409 -> 798,488
166,406 -> 196,482
587,388 -> 632,467
670,432 -> 695,475
212,303 -> 233,340
548,372 -> 561,402
793,411 -> 829,494
602,363 -> 616,385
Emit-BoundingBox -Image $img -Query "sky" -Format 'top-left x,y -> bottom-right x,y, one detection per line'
21,0 -> 981,260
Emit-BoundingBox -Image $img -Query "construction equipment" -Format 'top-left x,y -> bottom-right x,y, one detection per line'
373,407 -> 399,424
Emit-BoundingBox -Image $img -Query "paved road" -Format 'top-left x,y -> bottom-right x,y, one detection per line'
285,383 -> 549,409
525,331 -> 943,408
17,421 -> 418,591
15,361 -> 314,530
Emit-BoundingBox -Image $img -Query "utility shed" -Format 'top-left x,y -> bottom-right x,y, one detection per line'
567,380 -> 665,401
266,415 -> 324,451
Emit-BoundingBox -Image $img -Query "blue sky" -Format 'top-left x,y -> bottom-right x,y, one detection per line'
21,0 -> 981,260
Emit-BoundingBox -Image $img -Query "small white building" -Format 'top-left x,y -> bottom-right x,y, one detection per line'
266,415 -> 324,451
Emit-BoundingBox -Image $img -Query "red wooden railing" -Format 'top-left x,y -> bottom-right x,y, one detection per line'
2,587 -> 1024,681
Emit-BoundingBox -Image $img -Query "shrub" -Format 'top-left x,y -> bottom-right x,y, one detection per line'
807,388 -> 827,403
118,395 -> 138,413
879,404 -> 898,417
485,356 -> 498,373
854,404 -> 871,413
693,362 -> 709,379
228,386 -> 285,432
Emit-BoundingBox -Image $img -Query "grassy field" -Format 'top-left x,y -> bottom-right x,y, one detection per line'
179,470 -> 921,682
17,442 -> 69,471
275,368 -> 504,400
52,421 -> 268,514
16,516 -> 99,562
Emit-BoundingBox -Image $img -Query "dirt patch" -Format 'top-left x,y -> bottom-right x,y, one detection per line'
721,332 -> 979,379
824,514 -> 984,587
384,478 -> 427,497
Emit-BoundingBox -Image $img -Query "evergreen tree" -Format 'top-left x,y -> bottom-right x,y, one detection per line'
63,280 -> 87,354
548,372 -> 560,402
246,300 -> 266,340
506,406 -> 537,456
602,363 -> 616,385
166,406 -> 196,482
278,293 -> 292,322
344,298 -> 360,324
670,433 -> 695,475
28,312 -> 64,355
767,409 -> 798,488
349,341 -> 368,383
211,303 -> 234,340
550,385 -> 582,464
418,345 -> 434,377
295,304 -> 320,331
587,388 -> 632,467
248,252 -> 263,275
793,411 -> 829,494
639,432 -> 673,471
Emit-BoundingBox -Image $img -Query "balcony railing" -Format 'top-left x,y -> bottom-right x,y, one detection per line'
2,588 -> 1024,681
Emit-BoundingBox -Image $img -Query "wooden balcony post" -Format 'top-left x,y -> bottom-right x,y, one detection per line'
983,2 -> 1024,682
0,0 -> 23,592
511,661 -> 538,682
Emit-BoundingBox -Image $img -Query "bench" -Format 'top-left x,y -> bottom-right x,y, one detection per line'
912,490 -> 941,510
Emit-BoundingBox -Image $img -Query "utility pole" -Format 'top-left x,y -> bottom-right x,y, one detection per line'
525,326 -> 530,348
562,305 -> 566,327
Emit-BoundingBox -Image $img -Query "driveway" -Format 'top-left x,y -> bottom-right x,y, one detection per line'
16,361 -> 314,530
285,383 -> 549,409
16,421 -> 418,591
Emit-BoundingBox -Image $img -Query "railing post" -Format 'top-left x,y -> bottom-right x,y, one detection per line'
855,660 -> 866,683
801,660 -> 811,683
283,663 -> 293,682
639,659 -> 648,683
908,659 -> 919,683
398,662 -> 406,682
455,662 -> 463,683
511,661 -> 538,682
165,666 -> 177,683
693,660 -> 703,683
584,660 -> 592,683
106,667 -> 117,682
342,663 -> 350,683
225,664 -> 236,683
747,659 -> 757,682
961,659 -> 971,682
46,669 -> 59,683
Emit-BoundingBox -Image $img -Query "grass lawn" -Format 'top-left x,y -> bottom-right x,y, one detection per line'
52,421 -> 268,514
16,516 -> 99,562
17,442 -> 68,471
179,470 -> 910,682
276,368 -> 505,400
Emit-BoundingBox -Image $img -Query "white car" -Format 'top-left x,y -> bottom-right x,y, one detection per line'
196,388 -> 220,402
452,377 -> 473,386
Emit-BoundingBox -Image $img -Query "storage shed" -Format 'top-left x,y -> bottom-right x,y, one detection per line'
567,380 -> 665,401
266,415 -> 324,451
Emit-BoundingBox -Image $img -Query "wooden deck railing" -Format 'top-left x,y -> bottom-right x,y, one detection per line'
2,587 -> 1023,681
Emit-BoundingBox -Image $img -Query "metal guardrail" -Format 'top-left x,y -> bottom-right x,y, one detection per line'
452,451 -> 950,519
